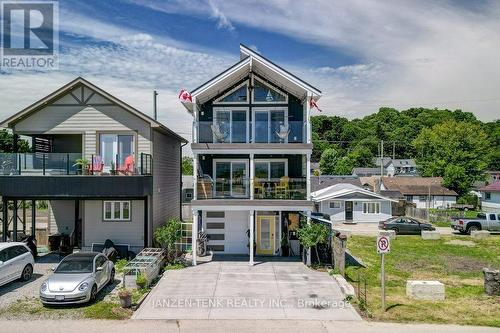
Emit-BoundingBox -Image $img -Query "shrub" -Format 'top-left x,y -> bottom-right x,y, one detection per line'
154,218 -> 182,261
297,223 -> 329,265
136,273 -> 147,289
114,259 -> 128,273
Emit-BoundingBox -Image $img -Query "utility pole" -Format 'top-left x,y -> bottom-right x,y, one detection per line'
393,142 -> 396,160
380,140 -> 384,177
153,90 -> 158,120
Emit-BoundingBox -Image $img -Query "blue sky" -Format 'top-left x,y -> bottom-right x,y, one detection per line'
1,0 -> 499,144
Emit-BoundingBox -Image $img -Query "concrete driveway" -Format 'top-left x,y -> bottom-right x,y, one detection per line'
133,257 -> 361,321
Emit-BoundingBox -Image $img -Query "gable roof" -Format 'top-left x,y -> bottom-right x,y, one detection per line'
185,44 -> 322,111
311,175 -> 362,192
374,157 -> 416,168
312,183 -> 398,202
0,77 -> 187,143
381,177 -> 457,196
481,181 -> 500,192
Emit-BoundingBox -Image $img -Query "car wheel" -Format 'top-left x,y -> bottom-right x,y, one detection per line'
391,227 -> 399,235
467,225 -> 480,235
20,264 -> 33,282
89,284 -> 98,303
107,269 -> 115,286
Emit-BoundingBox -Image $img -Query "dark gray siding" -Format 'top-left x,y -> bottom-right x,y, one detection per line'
152,129 -> 182,240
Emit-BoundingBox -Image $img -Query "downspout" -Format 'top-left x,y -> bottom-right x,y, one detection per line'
180,141 -> 188,220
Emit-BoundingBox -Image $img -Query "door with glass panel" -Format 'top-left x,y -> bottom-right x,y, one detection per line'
214,161 -> 248,198
213,109 -> 248,143
256,215 -> 276,255
254,110 -> 286,143
99,134 -> 134,172
254,161 -> 287,199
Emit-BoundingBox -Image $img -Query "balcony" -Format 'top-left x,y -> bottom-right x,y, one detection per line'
0,153 -> 153,198
0,152 -> 152,176
196,176 -> 307,200
195,121 -> 306,144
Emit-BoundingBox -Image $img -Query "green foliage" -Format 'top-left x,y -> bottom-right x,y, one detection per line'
413,120 -> 491,195
154,218 -> 182,261
319,148 -> 339,174
164,262 -> 186,270
182,156 -> 193,175
297,223 -> 329,248
114,259 -> 128,273
135,273 -> 147,289
0,129 -> 30,153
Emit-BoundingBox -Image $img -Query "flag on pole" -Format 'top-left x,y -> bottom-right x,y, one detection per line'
309,97 -> 322,112
178,89 -> 192,103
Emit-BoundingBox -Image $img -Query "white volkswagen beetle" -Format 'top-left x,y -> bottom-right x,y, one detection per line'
40,252 -> 115,305
0,242 -> 34,287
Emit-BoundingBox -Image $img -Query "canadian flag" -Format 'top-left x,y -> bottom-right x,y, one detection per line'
309,97 -> 322,112
178,89 -> 192,103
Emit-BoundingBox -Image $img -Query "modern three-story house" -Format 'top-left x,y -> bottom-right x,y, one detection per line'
0,77 -> 186,253
183,45 -> 322,265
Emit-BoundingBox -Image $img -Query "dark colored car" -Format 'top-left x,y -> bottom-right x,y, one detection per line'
378,217 -> 435,235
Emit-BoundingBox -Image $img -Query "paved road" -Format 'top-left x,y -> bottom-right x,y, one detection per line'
1,319 -> 499,333
133,257 -> 361,320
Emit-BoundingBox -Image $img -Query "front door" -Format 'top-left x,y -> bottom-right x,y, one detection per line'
345,201 -> 353,221
256,215 -> 276,255
214,160 -> 248,198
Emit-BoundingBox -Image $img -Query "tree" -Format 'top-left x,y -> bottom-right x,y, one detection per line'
154,218 -> 182,262
319,148 -> 339,174
297,223 -> 329,265
182,156 -> 193,175
0,129 -> 30,152
413,120 -> 491,196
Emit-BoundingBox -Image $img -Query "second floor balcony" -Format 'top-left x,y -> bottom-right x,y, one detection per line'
195,120 -> 306,144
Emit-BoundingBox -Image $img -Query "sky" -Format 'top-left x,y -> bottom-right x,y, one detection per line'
0,0 -> 499,150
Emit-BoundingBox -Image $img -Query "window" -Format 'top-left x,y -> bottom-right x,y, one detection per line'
418,195 -> 427,201
490,214 -> 497,221
206,211 -> 225,219
252,78 -> 287,103
329,201 -> 341,209
206,222 -> 225,229
213,108 -> 248,143
254,160 -> 287,180
103,201 -> 131,221
363,202 -> 381,214
99,134 -> 135,171
254,109 -> 287,143
95,256 -> 106,269
485,192 -> 491,200
207,234 -> 225,240
215,82 -> 249,103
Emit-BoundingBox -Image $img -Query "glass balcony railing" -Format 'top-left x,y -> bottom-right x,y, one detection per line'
196,176 -> 307,200
0,153 -> 152,176
195,121 -> 306,144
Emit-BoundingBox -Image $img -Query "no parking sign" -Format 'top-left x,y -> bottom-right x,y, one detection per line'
377,236 -> 390,254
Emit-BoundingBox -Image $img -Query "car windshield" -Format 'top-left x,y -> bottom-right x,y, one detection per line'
55,257 -> 94,274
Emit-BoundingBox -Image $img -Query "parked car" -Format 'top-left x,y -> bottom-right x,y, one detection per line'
40,252 -> 115,305
379,217 -> 435,235
0,242 -> 35,287
451,212 -> 500,234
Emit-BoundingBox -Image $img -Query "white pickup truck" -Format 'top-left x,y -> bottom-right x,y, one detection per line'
451,212 -> 500,234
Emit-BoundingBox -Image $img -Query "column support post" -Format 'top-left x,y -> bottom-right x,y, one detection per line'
191,210 -> 198,266
306,154 -> 311,200
306,213 -> 311,266
193,153 -> 198,200
249,210 -> 254,266
192,97 -> 198,144
250,153 -> 255,200
305,92 -> 312,144
13,200 -> 18,241
31,200 -> 36,236
2,198 -> 8,242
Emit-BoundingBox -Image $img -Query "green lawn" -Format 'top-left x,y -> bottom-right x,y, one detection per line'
345,235 -> 500,327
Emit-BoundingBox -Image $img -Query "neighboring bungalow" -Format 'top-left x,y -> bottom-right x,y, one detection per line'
480,182 -> 500,212
312,183 -> 396,224
381,177 -> 457,209
352,167 -> 383,177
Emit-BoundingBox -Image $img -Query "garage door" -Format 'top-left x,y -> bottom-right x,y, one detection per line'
203,211 -> 248,254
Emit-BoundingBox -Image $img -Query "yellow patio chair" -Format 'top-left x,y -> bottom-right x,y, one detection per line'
254,179 -> 265,198
274,176 -> 290,199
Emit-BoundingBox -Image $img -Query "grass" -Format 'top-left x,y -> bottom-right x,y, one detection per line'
431,210 -> 480,227
345,235 -> 500,327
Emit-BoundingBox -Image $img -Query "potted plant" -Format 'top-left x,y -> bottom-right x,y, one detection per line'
136,272 -> 148,289
118,288 -> 132,308
73,158 -> 89,175
281,232 -> 290,257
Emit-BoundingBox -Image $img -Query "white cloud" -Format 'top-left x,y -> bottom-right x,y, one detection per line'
208,0 -> 235,32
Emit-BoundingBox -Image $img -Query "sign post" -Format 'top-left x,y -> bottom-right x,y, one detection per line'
377,235 -> 390,312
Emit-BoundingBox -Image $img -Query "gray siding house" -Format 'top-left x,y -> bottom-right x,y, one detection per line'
0,77 -> 186,253
182,44 -> 322,265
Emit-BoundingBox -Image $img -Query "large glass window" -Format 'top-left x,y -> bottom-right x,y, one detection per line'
99,134 -> 134,171
254,110 -> 286,143
219,84 -> 248,103
363,202 -> 380,214
254,161 -> 287,180
213,109 -> 248,143
214,160 -> 248,198
253,79 -> 286,102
